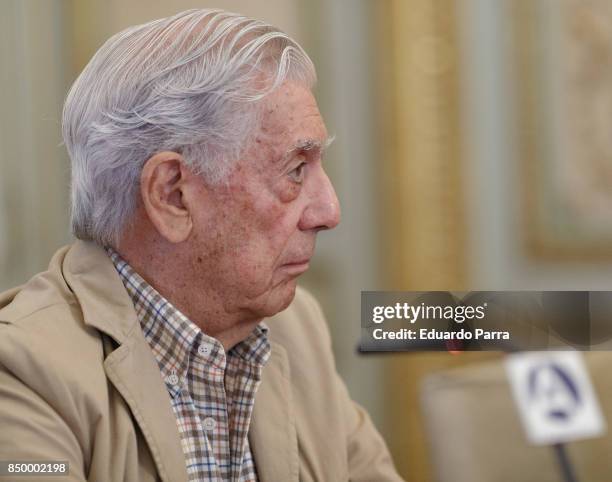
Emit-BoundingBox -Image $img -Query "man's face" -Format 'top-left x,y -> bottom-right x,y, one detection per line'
188,81 -> 340,320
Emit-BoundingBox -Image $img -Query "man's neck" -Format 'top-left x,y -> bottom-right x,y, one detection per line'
111,243 -> 262,351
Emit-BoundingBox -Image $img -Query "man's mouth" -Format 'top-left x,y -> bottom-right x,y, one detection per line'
281,259 -> 311,274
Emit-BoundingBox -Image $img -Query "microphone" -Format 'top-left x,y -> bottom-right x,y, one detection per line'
505,351 -> 607,482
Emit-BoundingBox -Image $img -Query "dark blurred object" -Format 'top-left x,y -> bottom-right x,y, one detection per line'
543,292 -> 612,347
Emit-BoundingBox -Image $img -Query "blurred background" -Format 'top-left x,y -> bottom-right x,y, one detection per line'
2,0 -> 612,480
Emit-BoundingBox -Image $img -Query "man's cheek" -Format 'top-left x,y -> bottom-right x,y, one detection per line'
248,190 -> 288,226
232,250 -> 270,281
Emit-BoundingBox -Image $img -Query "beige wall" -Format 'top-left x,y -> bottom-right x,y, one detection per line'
0,0 -> 72,289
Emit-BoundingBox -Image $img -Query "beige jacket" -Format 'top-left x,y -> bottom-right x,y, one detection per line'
0,241 -> 402,482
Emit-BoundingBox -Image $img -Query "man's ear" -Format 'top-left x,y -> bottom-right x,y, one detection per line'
140,151 -> 194,243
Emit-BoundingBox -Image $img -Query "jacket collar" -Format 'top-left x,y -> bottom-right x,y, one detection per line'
61,241 -> 189,482
62,240 -> 139,344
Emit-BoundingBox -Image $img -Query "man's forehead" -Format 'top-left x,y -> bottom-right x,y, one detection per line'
250,82 -> 332,162
259,82 -> 322,127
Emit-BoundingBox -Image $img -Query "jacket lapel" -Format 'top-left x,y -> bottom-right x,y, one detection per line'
104,334 -> 189,482
249,342 -> 299,482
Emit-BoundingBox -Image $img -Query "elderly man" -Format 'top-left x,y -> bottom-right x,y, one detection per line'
0,9 -> 402,482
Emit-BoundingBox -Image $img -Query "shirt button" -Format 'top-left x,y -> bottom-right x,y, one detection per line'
203,417 -> 216,431
198,344 -> 212,356
166,372 -> 180,386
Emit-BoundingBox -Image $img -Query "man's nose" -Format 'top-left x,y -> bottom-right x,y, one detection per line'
299,166 -> 341,231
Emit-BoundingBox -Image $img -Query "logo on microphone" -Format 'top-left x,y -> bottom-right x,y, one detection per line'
505,352 -> 606,445
527,363 -> 581,422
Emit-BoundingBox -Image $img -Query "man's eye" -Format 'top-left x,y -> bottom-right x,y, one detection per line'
288,162 -> 306,184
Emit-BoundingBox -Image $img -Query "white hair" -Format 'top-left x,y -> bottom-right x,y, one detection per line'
62,9 -> 316,246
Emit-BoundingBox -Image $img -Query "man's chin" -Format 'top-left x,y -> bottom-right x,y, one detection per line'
260,279 -> 298,318
277,279 -> 298,311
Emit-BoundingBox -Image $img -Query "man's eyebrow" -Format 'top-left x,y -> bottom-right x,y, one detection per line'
281,135 -> 336,163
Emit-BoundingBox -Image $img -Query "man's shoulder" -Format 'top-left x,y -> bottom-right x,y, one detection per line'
0,245 -> 73,323
0,245 -> 107,400
0,243 -> 96,344
0,292 -> 104,370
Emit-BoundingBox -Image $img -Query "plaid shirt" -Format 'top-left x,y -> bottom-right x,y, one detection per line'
107,249 -> 271,481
